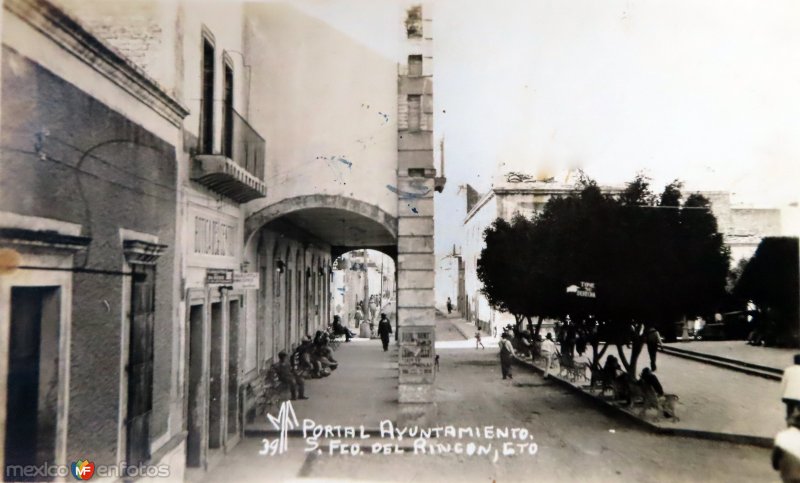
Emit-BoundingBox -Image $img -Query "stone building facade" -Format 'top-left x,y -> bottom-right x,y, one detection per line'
0,0 -> 188,477
0,0 -> 441,479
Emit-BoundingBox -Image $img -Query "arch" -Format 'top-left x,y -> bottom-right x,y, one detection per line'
245,195 -> 397,248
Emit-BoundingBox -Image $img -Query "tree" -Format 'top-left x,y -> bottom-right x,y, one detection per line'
478,173 -> 731,378
734,237 -> 800,347
477,215 -> 537,329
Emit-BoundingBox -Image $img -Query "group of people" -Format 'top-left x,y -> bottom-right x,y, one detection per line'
497,327 -> 561,380
497,321 -> 667,400
551,319 -> 664,372
599,354 -> 665,404
274,330 -> 339,400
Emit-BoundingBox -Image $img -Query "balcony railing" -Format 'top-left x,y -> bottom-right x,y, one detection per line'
191,109 -> 267,203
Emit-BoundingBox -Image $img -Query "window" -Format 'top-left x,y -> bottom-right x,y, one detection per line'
200,37 -> 215,154
222,61 -> 234,159
405,5 -> 422,38
407,95 -> 421,132
408,55 -> 423,76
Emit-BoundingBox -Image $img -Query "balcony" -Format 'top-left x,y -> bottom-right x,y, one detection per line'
191,110 -> 267,203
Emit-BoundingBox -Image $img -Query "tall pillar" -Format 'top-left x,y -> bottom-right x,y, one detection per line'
396,3 -> 436,423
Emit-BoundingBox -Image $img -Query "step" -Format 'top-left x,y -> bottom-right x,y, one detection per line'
660,346 -> 782,381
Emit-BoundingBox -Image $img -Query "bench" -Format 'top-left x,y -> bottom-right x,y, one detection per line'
558,355 -> 589,382
246,365 -> 291,422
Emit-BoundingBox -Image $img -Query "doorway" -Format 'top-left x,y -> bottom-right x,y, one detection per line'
227,300 -> 240,439
4,287 -> 60,480
186,304 -> 204,468
126,265 -> 155,467
208,302 -> 223,449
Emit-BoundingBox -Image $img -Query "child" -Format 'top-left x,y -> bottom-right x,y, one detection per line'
475,331 -> 485,349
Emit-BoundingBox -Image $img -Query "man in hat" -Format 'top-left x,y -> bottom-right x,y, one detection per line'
275,351 -> 307,400
498,332 -> 516,380
541,333 -> 559,379
773,355 -> 800,482
377,313 -> 393,351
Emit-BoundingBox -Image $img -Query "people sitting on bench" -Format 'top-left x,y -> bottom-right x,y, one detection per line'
639,367 -> 664,397
276,351 -> 308,400
314,333 -> 338,371
293,336 -> 325,378
332,315 -> 356,342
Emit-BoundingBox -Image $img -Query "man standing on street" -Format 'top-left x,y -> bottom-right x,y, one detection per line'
499,332 -> 516,380
773,355 -> 800,482
541,333 -> 559,379
644,326 -> 663,371
275,351 -> 308,400
377,313 -> 393,351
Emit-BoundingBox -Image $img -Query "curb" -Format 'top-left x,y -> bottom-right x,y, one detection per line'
660,346 -> 783,381
512,357 -> 773,449
443,317 -> 473,341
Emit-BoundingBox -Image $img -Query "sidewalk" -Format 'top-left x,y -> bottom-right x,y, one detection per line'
665,340 -> 797,371
245,338 -> 398,432
441,314 -> 496,344
518,344 -> 784,446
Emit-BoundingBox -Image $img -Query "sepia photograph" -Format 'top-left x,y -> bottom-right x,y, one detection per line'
0,0 -> 799,481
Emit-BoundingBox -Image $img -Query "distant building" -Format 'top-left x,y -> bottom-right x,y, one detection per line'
456,172 -> 782,335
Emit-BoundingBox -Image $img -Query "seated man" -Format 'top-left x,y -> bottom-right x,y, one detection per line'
332,315 -> 356,342
639,367 -> 664,397
275,351 -> 308,400
601,355 -> 626,396
293,336 -> 322,377
314,335 -> 338,371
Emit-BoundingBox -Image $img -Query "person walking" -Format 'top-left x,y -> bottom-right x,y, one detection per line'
446,297 -> 453,314
354,306 -> 364,329
368,297 -> 378,324
377,313 -> 393,351
475,330 -> 485,349
499,333 -> 516,379
644,326 -> 663,371
541,333 -> 559,379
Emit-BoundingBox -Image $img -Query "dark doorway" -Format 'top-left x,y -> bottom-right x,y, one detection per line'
208,302 -> 223,449
186,304 -> 204,468
227,300 -> 240,438
286,270 -> 292,350
127,265 -> 156,467
5,286 -> 60,481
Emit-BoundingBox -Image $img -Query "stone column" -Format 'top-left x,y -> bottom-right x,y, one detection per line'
396,174 -> 436,423
396,5 -> 436,423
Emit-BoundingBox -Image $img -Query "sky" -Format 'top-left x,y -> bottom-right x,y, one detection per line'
267,0 -> 800,251
430,0 -> 800,253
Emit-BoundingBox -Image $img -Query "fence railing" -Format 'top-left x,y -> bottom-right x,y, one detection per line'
197,101 -> 267,181
230,109 -> 265,181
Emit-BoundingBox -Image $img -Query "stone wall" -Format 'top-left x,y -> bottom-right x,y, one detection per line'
0,48 -> 178,464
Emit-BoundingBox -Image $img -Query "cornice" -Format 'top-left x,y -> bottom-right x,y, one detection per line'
5,0 -> 190,127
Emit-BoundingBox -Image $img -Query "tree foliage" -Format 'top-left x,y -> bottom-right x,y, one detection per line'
477,173 -> 731,373
734,237 -> 800,347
